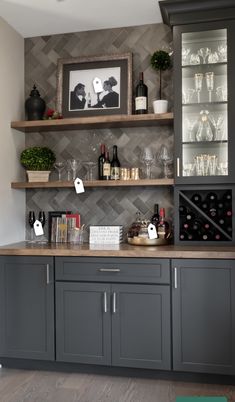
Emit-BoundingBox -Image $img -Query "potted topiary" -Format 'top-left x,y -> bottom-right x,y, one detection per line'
20,146 -> 56,182
150,49 -> 172,114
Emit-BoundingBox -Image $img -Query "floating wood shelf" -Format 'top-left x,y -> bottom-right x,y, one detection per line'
11,179 -> 174,189
11,113 -> 174,133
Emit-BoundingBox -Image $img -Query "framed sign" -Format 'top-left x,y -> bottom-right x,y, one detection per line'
56,53 -> 132,118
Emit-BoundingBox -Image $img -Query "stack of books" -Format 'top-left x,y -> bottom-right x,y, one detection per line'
89,225 -> 123,245
49,211 -> 80,243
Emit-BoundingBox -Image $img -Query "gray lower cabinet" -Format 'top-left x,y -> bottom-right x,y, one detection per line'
172,259 -> 235,375
0,256 -> 54,360
55,257 -> 171,370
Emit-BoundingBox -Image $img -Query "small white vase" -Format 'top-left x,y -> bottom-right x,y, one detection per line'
153,99 -> 168,114
27,170 -> 51,182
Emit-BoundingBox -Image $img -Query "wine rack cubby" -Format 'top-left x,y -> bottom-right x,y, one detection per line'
174,185 -> 235,245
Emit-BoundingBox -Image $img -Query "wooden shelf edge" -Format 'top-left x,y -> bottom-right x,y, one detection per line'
11,113 -> 174,132
11,179 -> 174,189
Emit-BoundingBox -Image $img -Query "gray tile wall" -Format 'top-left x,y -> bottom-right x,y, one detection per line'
25,23 -> 174,239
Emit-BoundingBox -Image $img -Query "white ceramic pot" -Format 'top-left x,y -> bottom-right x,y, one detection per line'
153,99 -> 168,114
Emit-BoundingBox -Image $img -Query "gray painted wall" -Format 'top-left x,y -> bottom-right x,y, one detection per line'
24,23 -> 174,240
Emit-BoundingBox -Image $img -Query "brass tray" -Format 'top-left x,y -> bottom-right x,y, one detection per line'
127,236 -> 170,246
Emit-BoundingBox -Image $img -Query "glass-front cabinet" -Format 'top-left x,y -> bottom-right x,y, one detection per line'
174,21 -> 235,184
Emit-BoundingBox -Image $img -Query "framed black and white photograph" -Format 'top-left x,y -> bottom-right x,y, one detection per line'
56,53 -> 132,118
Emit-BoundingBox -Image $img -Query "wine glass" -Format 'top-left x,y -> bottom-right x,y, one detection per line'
28,211 -> 35,243
83,161 -> 97,181
66,159 -> 72,181
182,47 -> 191,65
157,145 -> 173,178
140,147 -> 155,179
194,73 -> 203,103
185,117 -> 196,142
37,211 -> 48,243
205,72 -> 214,102
67,159 -> 79,181
54,161 -> 65,181
209,114 -> 224,140
217,44 -> 227,62
189,53 -> 200,65
198,47 -> 211,64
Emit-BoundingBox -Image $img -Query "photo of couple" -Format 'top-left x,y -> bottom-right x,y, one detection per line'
69,67 -> 120,111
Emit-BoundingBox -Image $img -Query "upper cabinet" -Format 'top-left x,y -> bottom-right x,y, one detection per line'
160,0 -> 235,184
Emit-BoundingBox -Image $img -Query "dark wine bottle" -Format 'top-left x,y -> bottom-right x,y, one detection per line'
206,192 -> 218,202
186,212 -> 195,221
222,190 -> 232,202
179,205 -> 188,215
110,145 -> 120,180
201,201 -> 208,213
103,151 -> 111,180
151,204 -> 160,226
202,231 -> 213,241
98,144 -> 106,180
135,72 -> 148,114
157,208 -> 170,239
179,230 -> 193,241
192,219 -> 202,231
191,193 -> 202,204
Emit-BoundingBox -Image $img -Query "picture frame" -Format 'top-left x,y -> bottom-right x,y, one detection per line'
56,53 -> 132,118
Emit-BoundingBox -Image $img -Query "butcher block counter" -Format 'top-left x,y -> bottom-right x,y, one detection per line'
0,241 -> 235,259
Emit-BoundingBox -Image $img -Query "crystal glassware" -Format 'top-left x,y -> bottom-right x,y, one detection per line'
216,85 -> 227,102
194,73 -> 203,103
205,71 -> 214,102
198,47 -> 211,64
67,159 -> 79,181
83,161 -> 97,181
196,110 -> 214,142
140,147 -> 155,179
182,88 -> 195,104
54,161 -> 65,181
185,117 -> 196,142
37,211 -> 48,243
189,53 -> 200,65
157,145 -> 173,178
217,43 -> 227,62
182,47 -> 191,65
66,159 -> 72,181
209,114 -> 224,140
208,51 -> 219,64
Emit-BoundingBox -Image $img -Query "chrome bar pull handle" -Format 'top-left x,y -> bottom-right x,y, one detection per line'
98,268 -> 121,273
177,158 -> 180,177
46,264 -> 50,285
103,292 -> 108,313
112,292 -> 117,314
174,267 -> 178,289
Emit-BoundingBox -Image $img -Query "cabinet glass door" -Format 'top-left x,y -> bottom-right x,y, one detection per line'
180,28 -> 228,180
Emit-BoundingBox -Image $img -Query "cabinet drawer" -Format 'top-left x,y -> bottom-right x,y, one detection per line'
55,257 -> 170,284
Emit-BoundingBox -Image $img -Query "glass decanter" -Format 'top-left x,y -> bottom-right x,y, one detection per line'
196,110 -> 214,142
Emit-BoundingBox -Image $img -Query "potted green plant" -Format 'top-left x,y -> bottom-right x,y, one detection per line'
150,49 -> 172,113
20,146 -> 56,182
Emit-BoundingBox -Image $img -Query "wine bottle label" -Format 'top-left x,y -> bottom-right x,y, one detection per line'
111,166 -> 120,180
135,96 -> 147,111
103,163 -> 111,176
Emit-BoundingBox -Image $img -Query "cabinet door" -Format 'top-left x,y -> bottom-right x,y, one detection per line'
56,282 -> 111,365
172,259 -> 235,374
111,284 -> 171,370
174,20 -> 235,184
0,256 -> 54,360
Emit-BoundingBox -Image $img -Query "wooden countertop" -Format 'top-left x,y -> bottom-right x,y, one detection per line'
0,242 -> 235,259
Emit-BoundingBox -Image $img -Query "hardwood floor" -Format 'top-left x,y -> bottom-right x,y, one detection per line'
0,368 -> 235,402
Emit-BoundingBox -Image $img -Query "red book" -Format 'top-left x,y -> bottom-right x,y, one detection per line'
66,213 -> 80,228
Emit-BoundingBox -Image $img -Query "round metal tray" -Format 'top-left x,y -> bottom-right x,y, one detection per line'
127,236 -> 170,246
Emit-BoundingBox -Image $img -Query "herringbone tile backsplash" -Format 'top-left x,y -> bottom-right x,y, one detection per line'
25,23 -> 174,239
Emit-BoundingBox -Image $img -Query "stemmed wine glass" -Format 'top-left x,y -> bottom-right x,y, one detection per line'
67,159 -> 79,181
157,145 -> 173,178
28,211 -> 35,243
198,47 -> 211,64
209,114 -> 224,140
83,161 -> 97,181
205,72 -> 214,102
194,73 -> 203,103
54,161 -> 65,181
140,147 -> 155,179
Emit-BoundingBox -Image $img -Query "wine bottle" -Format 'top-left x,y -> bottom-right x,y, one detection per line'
157,208 -> 170,239
179,230 -> 193,241
151,204 -> 160,226
206,192 -> 218,202
103,151 -> 111,180
110,145 -> 120,180
222,190 -> 232,202
201,201 -> 208,213
98,144 -> 106,180
191,193 -> 202,204
186,212 -> 195,221
135,72 -> 148,114
179,205 -> 188,215
87,92 -> 91,108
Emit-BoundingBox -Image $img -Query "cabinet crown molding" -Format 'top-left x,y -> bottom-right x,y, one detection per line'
159,0 -> 235,26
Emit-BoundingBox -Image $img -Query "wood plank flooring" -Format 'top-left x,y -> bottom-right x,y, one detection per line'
0,368 -> 235,402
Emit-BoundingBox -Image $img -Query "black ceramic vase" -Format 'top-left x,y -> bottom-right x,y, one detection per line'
25,85 -> 46,120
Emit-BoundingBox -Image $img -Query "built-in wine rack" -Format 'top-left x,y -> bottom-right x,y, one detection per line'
174,185 -> 234,245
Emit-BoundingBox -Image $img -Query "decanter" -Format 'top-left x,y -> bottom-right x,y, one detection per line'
196,110 -> 214,142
